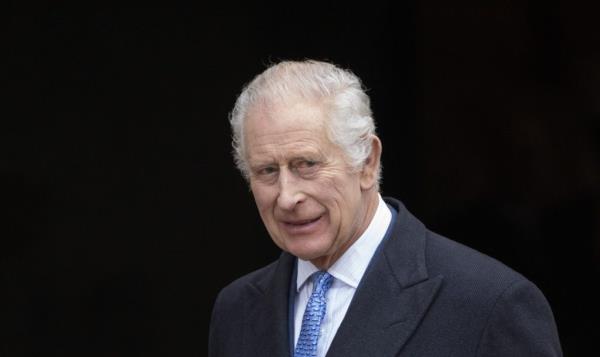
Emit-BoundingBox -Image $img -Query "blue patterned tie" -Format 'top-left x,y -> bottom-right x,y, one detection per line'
295,271 -> 334,357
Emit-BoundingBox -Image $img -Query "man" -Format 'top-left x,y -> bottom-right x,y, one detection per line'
209,60 -> 562,356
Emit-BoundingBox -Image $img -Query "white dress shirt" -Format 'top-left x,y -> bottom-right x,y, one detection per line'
294,194 -> 392,357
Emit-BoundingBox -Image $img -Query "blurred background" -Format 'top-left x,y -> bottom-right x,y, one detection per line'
3,1 -> 599,355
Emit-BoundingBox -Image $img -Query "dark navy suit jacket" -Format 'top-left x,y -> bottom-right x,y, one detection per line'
209,197 -> 562,356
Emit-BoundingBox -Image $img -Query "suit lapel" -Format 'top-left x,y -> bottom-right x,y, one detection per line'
243,253 -> 295,357
326,198 -> 443,357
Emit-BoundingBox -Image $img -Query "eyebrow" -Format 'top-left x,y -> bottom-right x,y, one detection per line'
249,153 -> 322,167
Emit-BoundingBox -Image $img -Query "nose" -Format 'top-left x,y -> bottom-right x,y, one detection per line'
276,168 -> 305,211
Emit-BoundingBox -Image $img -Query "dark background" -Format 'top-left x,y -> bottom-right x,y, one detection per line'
3,1 -> 599,356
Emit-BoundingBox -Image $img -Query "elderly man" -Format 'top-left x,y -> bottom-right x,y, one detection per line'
209,60 -> 562,356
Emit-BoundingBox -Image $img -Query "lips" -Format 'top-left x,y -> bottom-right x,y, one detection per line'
280,215 -> 323,235
285,217 -> 320,225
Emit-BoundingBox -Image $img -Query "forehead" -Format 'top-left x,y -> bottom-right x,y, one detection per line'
244,101 -> 335,161
246,100 -> 326,133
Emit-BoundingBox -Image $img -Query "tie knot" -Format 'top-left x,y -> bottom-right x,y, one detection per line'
313,271 -> 333,295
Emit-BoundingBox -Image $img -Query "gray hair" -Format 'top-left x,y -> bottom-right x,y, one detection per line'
229,60 -> 380,184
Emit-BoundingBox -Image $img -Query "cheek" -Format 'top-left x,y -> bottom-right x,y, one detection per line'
308,179 -> 349,216
319,172 -> 360,201
324,177 -> 362,223
251,186 -> 278,216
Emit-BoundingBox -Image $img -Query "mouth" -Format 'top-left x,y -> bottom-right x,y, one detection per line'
281,215 -> 323,234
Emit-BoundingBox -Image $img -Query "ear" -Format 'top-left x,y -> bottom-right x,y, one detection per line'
360,135 -> 382,190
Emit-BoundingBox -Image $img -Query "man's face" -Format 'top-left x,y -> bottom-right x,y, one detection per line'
245,101 -> 376,269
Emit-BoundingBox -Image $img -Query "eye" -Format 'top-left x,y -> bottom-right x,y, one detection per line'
251,165 -> 279,184
293,159 -> 320,177
298,160 -> 317,168
257,165 -> 278,176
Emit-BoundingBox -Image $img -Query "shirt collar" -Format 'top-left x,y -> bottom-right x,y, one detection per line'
296,194 -> 392,291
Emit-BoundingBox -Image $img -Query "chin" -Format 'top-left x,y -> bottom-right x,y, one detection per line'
285,239 -> 330,262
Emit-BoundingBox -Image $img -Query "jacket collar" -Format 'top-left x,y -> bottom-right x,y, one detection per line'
243,253 -> 295,356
